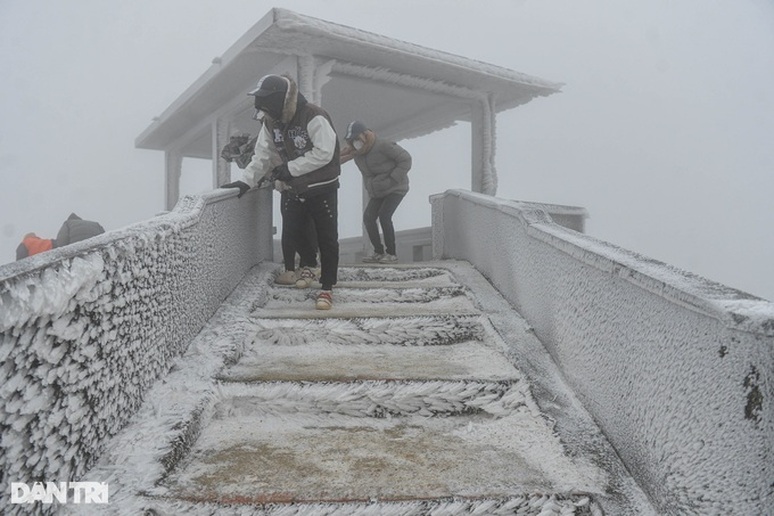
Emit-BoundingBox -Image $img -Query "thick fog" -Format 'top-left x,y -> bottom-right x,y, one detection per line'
1,0 -> 772,301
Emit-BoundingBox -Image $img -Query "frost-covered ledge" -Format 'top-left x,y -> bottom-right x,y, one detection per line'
0,187 -> 272,498
431,189 -> 774,515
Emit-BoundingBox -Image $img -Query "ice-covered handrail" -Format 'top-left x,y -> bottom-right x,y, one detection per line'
435,189 -> 774,333
0,187 -> 272,504
431,188 -> 774,515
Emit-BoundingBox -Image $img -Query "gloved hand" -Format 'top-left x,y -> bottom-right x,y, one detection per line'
271,163 -> 293,182
221,180 -> 250,198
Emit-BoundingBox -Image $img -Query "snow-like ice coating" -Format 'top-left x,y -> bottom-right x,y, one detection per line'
0,187 -> 273,511
432,189 -> 774,515
1,185 -> 771,514
61,261 -> 634,514
271,8 -> 562,90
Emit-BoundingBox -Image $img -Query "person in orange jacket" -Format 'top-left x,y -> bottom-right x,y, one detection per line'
15,233 -> 55,260
15,213 -> 105,260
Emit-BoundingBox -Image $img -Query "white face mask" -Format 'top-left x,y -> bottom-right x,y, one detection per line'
353,140 -> 364,151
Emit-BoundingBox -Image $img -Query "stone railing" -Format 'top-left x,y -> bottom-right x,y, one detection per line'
334,202 -> 585,265
0,187 -> 272,509
431,188 -> 773,515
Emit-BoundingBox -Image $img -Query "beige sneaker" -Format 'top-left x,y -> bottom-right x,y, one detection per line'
274,270 -> 297,285
295,267 -> 317,288
315,290 -> 333,310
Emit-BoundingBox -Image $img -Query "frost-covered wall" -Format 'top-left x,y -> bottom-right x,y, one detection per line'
431,189 -> 774,515
0,188 -> 272,508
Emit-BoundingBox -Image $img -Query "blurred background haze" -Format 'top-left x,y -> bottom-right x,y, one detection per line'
1,0 -> 772,300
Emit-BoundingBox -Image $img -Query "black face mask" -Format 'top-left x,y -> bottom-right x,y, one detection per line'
255,91 -> 284,121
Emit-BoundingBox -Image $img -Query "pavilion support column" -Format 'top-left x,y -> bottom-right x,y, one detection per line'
470,94 -> 498,196
297,55 -> 316,102
299,54 -> 335,106
212,117 -> 231,187
164,150 -> 182,211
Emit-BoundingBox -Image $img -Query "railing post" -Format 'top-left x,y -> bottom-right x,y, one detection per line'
470,95 -> 497,195
212,117 -> 231,187
430,193 -> 446,260
165,150 -> 182,211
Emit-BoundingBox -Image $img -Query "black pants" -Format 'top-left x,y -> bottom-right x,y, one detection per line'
280,192 -> 317,271
283,190 -> 338,290
363,193 -> 405,255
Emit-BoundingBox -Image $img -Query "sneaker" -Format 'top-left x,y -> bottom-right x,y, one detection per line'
295,267 -> 317,288
275,270 -> 297,285
362,253 -> 384,263
316,290 -> 333,310
378,254 -> 398,263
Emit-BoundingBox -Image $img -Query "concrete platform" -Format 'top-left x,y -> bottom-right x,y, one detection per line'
161,410 -> 604,505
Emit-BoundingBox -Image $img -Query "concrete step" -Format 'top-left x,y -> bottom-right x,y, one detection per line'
335,265 -> 458,284
210,379 -> 530,418
147,493 -> 599,515
244,314 -> 484,347
217,341 -> 521,383
257,283 -> 478,318
159,408 -> 603,509
292,265 -> 461,290
224,314 -> 511,383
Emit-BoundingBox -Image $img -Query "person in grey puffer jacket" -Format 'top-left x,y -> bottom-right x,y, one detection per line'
56,213 -> 105,247
341,121 -> 411,263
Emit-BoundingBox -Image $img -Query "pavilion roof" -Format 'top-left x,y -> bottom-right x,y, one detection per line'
136,8 -> 561,158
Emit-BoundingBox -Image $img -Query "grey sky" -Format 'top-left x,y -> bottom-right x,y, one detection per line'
1,0 -> 772,301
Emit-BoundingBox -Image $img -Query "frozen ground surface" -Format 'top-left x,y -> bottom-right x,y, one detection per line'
70,261 -> 655,515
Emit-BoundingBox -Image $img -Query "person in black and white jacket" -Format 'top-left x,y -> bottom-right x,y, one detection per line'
222,74 -> 341,310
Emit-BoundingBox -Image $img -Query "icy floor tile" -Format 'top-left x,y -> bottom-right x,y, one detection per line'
159,411 -> 607,505
219,341 -> 521,383
246,315 -> 484,347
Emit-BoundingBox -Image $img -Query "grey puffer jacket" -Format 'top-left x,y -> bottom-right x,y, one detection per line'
353,138 -> 411,199
55,213 -> 105,247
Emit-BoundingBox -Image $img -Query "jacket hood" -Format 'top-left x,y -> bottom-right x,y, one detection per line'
355,130 -> 376,155
280,74 -> 303,124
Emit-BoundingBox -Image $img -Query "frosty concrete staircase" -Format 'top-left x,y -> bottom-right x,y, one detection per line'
81,261 -> 653,515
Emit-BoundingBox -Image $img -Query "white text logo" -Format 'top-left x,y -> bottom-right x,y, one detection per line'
11,482 -> 109,504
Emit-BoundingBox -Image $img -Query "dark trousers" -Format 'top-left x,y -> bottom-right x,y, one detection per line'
363,193 -> 405,255
283,190 -> 339,290
280,192 -> 317,271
